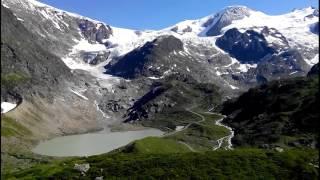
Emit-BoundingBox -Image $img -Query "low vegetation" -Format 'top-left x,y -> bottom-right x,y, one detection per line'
122,137 -> 191,153
1,115 -> 32,137
1,72 -> 29,89
222,76 -> 319,148
4,148 -> 318,179
167,112 -> 229,151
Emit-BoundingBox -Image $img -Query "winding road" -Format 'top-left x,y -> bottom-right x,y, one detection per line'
214,117 -> 234,150
163,108 -> 234,151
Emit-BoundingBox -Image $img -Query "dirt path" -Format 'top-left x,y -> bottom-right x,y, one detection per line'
162,108 -> 204,137
163,108 -> 234,151
205,112 -> 234,150
178,141 -> 196,152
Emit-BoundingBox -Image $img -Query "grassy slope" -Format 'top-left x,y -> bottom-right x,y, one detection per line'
5,148 -> 318,179
1,116 -> 32,137
141,109 -> 201,130
167,112 -> 229,151
124,137 -> 191,153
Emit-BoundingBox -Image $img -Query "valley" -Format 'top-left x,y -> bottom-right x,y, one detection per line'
1,0 -> 319,178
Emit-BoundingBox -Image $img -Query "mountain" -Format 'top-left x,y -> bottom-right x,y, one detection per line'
1,0 -> 318,136
205,6 -> 252,36
3,0 -> 318,90
1,0 -> 319,175
221,64 -> 319,148
1,4 -> 103,138
1,0 -> 318,143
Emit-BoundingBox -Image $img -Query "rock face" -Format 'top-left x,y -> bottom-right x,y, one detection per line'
81,51 -> 110,65
307,63 -> 319,76
1,5 -> 102,138
256,50 -> 309,80
205,6 -> 251,36
216,28 -> 276,64
216,27 -> 310,85
1,5 -> 73,102
310,22 -> 319,34
74,163 -> 90,174
78,19 -> 113,43
106,35 -> 184,79
124,74 -> 222,126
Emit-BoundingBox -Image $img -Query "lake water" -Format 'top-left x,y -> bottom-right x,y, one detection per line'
32,129 -> 164,157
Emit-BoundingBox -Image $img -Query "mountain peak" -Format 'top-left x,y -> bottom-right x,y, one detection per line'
203,5 -> 253,36
219,5 -> 253,18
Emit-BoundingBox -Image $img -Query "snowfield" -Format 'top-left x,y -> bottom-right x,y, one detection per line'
1,102 -> 17,114
3,0 -> 319,87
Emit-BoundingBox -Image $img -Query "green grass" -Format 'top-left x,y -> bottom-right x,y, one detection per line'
1,72 -> 29,88
1,116 -> 32,137
126,137 -> 191,154
141,109 -> 201,130
4,148 -> 318,179
167,112 -> 229,151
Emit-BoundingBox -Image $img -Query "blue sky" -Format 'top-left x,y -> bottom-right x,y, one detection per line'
41,0 -> 318,30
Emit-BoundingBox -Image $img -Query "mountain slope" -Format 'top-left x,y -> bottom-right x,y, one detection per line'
2,0 -> 318,138
1,5 -> 102,137
221,64 -> 319,148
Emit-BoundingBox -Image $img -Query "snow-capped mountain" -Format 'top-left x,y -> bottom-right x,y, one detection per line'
3,0 -> 318,75
1,0 -> 319,126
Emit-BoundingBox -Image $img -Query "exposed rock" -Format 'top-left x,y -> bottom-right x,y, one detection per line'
256,49 -> 309,81
206,6 -> 251,36
216,28 -> 276,64
78,19 -> 112,43
74,163 -> 90,174
182,26 -> 192,33
105,35 -> 184,79
310,22 -> 319,34
307,63 -> 319,77
274,147 -> 284,152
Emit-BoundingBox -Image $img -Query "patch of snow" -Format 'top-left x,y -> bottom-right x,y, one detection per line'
229,84 -> 239,90
289,71 -> 299,75
94,100 -> 110,119
305,54 -> 319,66
148,76 -> 162,80
1,102 -> 17,114
73,39 -> 106,52
265,35 -> 285,46
175,126 -> 184,131
69,88 -> 88,100
224,57 -> 238,67
2,3 -> 10,8
17,17 -> 24,21
237,63 -> 257,73
61,38 -> 111,77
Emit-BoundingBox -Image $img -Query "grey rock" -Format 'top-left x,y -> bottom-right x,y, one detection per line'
78,19 -> 112,43
274,147 -> 284,152
206,6 -> 251,36
74,163 -> 90,173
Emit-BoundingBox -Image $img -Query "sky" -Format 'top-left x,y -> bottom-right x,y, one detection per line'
40,0 -> 319,30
